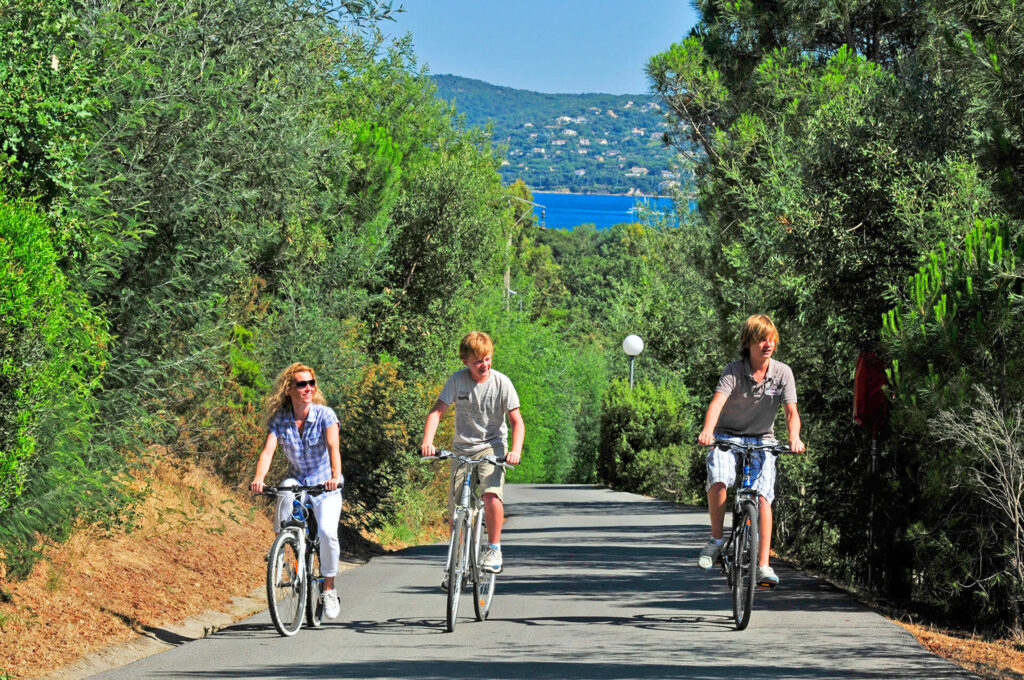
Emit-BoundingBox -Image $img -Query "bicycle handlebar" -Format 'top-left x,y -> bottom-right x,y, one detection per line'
426,449 -> 517,470
700,438 -> 797,456
255,483 -> 330,497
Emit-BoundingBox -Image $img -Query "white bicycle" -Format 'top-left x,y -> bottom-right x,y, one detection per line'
429,450 -> 514,632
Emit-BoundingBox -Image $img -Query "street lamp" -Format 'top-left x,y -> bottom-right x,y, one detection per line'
622,334 -> 644,388
507,287 -> 522,312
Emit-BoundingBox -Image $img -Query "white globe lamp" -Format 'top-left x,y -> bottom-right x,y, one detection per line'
622,335 -> 644,388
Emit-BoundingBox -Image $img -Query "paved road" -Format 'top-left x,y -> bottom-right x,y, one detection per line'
89,485 -> 975,679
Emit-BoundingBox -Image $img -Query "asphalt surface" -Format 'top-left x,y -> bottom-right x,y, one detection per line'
86,484 -> 976,679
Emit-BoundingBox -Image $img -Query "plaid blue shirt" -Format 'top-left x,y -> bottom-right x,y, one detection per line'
267,403 -> 340,485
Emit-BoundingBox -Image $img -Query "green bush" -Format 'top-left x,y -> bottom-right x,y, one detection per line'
0,196 -> 127,579
622,442 -> 705,503
597,379 -> 695,489
335,358 -> 422,529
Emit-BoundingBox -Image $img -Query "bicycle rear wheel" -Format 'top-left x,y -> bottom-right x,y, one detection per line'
267,531 -> 306,636
731,501 -> 759,630
446,515 -> 469,632
305,541 -> 324,628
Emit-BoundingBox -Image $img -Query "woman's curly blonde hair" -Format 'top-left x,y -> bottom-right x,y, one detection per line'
262,362 -> 326,425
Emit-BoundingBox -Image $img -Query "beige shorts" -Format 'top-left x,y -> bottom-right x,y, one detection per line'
448,445 -> 505,516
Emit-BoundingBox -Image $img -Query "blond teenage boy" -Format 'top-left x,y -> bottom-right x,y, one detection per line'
421,332 -> 525,579
696,314 -> 805,586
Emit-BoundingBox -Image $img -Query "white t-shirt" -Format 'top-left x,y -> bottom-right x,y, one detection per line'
438,368 -> 520,453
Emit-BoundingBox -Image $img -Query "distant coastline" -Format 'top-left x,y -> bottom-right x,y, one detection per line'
433,76 -> 678,196
533,188 -> 674,199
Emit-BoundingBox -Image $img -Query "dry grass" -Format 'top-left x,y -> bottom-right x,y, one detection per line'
895,622 -> 1024,680
0,459 -> 273,679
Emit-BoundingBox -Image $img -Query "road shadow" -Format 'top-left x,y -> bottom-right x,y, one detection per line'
158,653 -> 974,679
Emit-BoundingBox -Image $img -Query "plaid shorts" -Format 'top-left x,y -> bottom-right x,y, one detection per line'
705,433 -> 778,503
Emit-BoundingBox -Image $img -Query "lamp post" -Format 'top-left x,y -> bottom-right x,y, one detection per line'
504,195 -> 546,307
622,334 -> 644,388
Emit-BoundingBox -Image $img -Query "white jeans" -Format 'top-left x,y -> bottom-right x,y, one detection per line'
274,479 -> 342,578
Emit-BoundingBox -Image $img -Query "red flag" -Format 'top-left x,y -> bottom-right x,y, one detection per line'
854,351 -> 888,435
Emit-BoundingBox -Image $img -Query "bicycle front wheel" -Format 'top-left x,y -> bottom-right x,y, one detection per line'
470,510 -> 495,620
731,501 -> 760,631
267,531 -> 306,636
446,515 -> 469,632
305,542 -> 324,628
473,562 -> 496,621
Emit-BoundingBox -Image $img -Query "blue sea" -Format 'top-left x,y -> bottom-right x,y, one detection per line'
532,192 -> 677,230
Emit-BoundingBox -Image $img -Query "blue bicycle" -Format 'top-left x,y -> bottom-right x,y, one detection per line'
711,439 -> 794,630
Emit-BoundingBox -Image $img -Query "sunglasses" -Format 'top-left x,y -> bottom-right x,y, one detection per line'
293,379 -> 316,389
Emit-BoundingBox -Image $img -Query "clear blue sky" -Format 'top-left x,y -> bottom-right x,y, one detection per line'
382,1 -> 700,95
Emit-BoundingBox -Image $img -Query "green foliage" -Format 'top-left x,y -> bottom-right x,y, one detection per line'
624,443 -> 705,504
465,288 -> 609,484
0,196 -> 108,511
0,0 -> 103,207
881,219 -> 1024,629
0,397 -> 133,579
335,359 -> 421,529
364,135 -> 508,373
597,379 -> 694,489
884,218 -> 1023,422
228,325 -> 270,408
940,0 -> 1024,218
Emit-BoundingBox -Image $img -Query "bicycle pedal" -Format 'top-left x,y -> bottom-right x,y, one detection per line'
758,580 -> 778,589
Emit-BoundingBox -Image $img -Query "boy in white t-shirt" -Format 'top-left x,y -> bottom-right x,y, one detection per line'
421,332 -> 525,580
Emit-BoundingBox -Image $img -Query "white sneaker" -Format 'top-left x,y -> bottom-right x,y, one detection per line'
757,565 -> 779,588
481,546 -> 503,573
697,539 -> 724,570
322,589 -> 340,619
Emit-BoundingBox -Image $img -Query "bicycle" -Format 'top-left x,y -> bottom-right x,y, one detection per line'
428,450 -> 515,632
709,438 -> 794,630
257,484 -> 332,636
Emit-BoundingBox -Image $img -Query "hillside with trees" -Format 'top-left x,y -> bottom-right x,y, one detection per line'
432,74 -> 682,195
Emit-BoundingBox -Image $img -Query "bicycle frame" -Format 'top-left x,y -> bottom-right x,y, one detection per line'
717,449 -> 762,580
444,460 -> 485,583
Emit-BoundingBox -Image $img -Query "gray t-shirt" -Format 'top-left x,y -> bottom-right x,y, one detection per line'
714,358 -> 797,439
438,368 -> 521,454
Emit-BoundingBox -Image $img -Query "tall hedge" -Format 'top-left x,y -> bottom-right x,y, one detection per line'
597,379 -> 696,498
0,196 -> 108,511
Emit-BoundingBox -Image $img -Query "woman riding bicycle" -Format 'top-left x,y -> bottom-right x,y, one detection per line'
696,315 -> 805,587
250,363 -> 344,620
